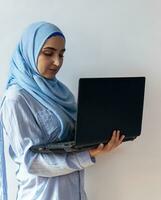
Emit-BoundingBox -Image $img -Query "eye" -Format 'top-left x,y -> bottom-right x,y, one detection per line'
59,54 -> 64,58
42,51 -> 53,56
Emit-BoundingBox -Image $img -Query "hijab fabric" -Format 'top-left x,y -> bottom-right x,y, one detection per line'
0,21 -> 77,200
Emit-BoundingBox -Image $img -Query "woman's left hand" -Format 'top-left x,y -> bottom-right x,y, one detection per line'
89,130 -> 125,157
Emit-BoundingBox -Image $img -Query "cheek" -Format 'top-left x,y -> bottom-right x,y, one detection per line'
60,60 -> 63,67
60,58 -> 64,66
37,57 -> 49,74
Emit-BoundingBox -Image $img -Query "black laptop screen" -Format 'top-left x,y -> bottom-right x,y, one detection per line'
75,77 -> 145,147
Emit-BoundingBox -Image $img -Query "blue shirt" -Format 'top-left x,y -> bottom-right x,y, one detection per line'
0,85 -> 95,200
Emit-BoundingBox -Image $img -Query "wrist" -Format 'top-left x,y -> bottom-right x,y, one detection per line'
89,150 -> 97,157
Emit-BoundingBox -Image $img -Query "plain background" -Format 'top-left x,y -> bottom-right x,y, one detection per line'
0,0 -> 161,200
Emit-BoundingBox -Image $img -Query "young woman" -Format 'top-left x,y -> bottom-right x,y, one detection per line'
0,21 -> 124,200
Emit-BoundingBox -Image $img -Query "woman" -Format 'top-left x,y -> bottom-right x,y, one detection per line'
0,21 -> 124,200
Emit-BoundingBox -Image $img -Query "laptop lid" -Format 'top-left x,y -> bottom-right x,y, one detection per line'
74,77 -> 145,148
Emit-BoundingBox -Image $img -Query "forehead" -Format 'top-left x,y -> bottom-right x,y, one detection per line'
43,36 -> 65,49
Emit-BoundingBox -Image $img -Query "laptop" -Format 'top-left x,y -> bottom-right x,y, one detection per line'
30,77 -> 145,153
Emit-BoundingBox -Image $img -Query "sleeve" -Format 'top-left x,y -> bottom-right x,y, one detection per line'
1,96 -> 95,178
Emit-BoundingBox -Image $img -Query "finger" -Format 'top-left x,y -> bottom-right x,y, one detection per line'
104,130 -> 122,151
104,131 -> 115,150
93,143 -> 104,155
110,130 -> 117,142
115,134 -> 125,146
116,130 -> 120,141
119,135 -> 125,143
104,139 -> 115,151
96,143 -> 104,152
110,130 -> 119,145
89,143 -> 104,157
110,130 -> 122,148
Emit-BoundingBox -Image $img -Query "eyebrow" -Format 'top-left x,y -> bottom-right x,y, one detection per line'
43,47 -> 66,52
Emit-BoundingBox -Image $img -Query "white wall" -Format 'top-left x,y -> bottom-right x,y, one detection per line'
0,0 -> 161,199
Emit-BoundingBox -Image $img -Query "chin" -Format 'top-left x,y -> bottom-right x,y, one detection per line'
41,74 -> 55,80
45,76 -> 56,80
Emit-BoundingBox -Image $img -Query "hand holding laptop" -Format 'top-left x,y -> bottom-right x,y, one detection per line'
30,77 -> 145,153
89,130 -> 125,157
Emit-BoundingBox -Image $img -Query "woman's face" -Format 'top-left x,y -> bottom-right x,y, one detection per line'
37,36 -> 65,79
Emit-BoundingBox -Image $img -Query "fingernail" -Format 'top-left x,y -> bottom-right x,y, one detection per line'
100,143 -> 104,147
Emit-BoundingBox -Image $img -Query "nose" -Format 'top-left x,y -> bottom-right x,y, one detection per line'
52,55 -> 60,67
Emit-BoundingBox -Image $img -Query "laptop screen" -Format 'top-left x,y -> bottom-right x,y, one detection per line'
75,77 -> 145,147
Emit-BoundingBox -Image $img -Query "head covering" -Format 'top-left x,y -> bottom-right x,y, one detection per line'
6,21 -> 76,121
0,21 -> 77,200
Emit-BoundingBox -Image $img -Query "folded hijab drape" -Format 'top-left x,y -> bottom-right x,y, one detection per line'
0,21 -> 77,200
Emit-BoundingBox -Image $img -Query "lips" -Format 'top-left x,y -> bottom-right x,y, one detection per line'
49,68 -> 58,72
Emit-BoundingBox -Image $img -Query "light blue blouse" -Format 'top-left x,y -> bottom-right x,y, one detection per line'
0,85 -> 95,200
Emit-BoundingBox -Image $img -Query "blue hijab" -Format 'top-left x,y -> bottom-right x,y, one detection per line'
0,21 -> 77,200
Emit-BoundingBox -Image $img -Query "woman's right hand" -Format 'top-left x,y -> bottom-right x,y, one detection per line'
89,130 -> 125,158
